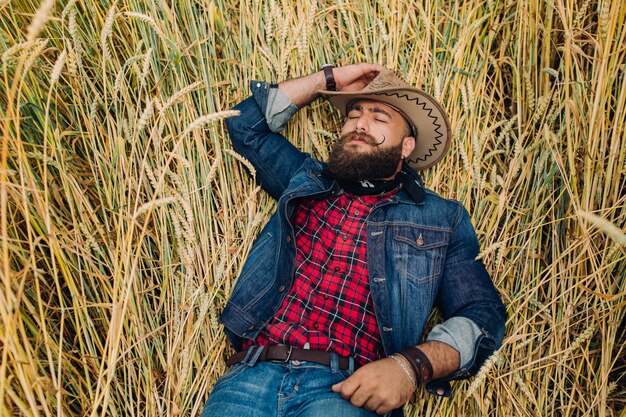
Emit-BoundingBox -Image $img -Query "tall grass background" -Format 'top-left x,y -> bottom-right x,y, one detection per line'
1,0 -> 624,415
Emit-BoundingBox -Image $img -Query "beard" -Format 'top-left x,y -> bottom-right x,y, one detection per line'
326,131 -> 403,181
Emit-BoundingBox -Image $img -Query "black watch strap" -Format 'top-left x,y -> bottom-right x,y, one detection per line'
322,64 -> 337,91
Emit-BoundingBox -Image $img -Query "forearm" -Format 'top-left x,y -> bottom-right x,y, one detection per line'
226,84 -> 307,199
278,70 -> 326,107
414,341 -> 459,380
278,63 -> 386,108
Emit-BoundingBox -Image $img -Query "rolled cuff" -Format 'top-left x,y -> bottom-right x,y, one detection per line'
265,86 -> 299,132
426,316 -> 483,369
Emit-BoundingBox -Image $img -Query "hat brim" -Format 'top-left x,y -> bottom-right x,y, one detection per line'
320,87 -> 451,170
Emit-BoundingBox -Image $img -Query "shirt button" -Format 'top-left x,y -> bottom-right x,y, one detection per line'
354,210 -> 360,215
323,294 -> 329,300
437,387 -> 445,396
342,235 -> 348,241
278,285 -> 286,292
313,323 -> 318,329
334,266 -> 340,272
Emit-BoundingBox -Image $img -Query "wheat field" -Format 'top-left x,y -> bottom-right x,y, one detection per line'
0,0 -> 624,416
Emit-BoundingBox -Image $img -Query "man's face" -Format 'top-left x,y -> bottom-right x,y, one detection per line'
326,100 -> 415,181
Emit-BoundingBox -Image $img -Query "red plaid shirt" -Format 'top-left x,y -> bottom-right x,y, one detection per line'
246,188 -> 398,365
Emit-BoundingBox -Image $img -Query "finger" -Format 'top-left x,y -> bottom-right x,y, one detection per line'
357,63 -> 385,74
347,387 -> 371,408
360,64 -> 385,80
364,396 -> 384,414
375,404 -> 393,415
363,65 -> 383,78
334,375 -> 360,399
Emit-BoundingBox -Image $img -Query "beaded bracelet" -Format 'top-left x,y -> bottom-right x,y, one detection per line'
390,354 -> 417,391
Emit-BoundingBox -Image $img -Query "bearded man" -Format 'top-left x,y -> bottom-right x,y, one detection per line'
201,64 -> 506,417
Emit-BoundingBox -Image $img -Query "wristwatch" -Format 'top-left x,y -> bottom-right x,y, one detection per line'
322,64 -> 337,91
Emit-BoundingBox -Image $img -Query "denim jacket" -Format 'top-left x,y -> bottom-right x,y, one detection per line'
220,81 -> 506,402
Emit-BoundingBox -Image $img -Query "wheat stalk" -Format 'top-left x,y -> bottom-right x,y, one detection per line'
26,0 -> 55,41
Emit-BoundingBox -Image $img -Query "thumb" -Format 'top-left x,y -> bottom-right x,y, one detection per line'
331,382 -> 342,392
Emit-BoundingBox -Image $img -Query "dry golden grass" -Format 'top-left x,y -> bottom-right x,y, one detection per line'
0,0 -> 624,416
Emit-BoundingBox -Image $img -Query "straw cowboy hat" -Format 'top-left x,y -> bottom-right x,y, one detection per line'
320,68 -> 451,170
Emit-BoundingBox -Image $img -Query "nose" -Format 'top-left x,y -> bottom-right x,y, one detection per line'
354,115 -> 369,133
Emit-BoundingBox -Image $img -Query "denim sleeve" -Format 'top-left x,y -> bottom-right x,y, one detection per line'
225,81 -> 308,200
425,204 -> 506,397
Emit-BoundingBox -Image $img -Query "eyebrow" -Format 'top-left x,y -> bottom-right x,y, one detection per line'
347,103 -> 392,119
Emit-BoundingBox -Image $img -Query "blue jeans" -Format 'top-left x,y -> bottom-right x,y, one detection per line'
201,349 -> 380,417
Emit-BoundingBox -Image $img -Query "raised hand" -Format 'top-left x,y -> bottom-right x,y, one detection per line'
278,63 -> 384,107
331,63 -> 385,92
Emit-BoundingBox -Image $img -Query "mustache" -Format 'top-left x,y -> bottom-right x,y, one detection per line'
339,131 -> 386,146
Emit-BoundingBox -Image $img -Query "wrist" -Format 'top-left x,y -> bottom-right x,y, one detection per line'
390,354 -> 417,392
397,347 -> 434,384
321,64 -> 337,91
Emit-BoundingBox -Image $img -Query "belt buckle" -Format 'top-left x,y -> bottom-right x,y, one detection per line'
281,345 -> 294,362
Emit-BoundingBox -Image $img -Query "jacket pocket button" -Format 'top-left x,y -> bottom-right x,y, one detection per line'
247,324 -> 255,331
416,234 -> 424,246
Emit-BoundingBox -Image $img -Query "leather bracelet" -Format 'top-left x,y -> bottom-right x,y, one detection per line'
397,347 -> 434,384
322,64 -> 337,91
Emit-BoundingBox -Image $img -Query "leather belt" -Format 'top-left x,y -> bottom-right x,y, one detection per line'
226,345 -> 359,371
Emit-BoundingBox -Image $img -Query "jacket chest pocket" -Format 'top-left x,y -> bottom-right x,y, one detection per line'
391,225 -> 450,283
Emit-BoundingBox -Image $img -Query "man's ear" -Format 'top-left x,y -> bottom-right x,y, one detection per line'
402,136 -> 416,158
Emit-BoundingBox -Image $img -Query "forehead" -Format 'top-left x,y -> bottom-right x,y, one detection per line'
346,99 -> 401,117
